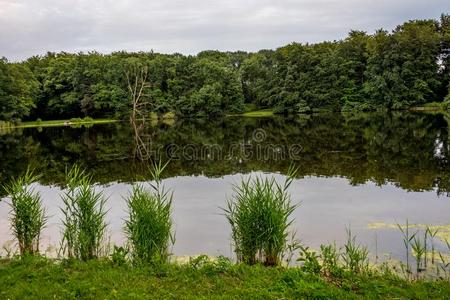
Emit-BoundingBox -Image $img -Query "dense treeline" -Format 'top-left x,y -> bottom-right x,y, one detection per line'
1,15 -> 450,121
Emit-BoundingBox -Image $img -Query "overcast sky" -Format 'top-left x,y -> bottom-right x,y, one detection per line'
0,0 -> 448,61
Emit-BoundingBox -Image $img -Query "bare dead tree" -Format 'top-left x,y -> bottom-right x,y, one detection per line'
125,64 -> 150,123
124,63 -> 154,160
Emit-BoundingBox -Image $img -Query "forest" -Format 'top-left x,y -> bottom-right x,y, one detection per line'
1,14 -> 450,122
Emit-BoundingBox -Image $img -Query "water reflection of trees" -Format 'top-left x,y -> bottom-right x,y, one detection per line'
131,118 -> 154,161
0,112 -> 449,195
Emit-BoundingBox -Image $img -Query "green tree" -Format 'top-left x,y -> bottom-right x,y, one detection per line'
0,58 -> 38,121
364,21 -> 441,109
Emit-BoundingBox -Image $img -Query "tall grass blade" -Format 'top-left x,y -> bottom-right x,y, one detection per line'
397,219 -> 416,276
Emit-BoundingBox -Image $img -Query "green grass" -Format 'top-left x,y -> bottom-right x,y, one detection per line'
1,257 -> 450,299
228,109 -> 274,117
409,102 -> 450,112
14,118 -> 119,129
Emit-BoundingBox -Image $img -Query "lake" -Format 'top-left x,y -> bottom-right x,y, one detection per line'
1,112 -> 450,261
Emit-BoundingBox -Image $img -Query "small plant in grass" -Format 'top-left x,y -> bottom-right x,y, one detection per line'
282,232 -> 301,265
188,254 -> 211,270
298,243 -> 343,277
320,243 -> 342,276
187,255 -> 233,274
223,166 -> 299,266
110,245 -> 129,266
124,161 -> 174,265
298,245 -> 321,274
60,165 -> 108,260
2,169 -> 47,256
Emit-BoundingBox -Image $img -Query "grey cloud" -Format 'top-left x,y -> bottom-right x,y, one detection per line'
0,0 -> 448,61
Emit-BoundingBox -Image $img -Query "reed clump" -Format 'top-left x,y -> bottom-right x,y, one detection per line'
2,169 -> 47,256
342,229 -> 369,273
223,167 -> 298,266
60,165 -> 108,260
124,161 -> 174,264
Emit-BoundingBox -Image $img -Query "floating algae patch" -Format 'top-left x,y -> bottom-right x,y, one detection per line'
420,251 -> 450,262
367,222 -> 399,230
367,222 -> 450,243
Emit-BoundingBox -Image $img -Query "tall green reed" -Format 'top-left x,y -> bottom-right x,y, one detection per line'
411,236 -> 426,274
2,169 -> 47,256
124,161 -> 174,264
223,166 -> 298,266
397,219 -> 415,276
426,226 -> 439,265
60,165 -> 108,260
342,228 -> 369,273
438,240 -> 450,280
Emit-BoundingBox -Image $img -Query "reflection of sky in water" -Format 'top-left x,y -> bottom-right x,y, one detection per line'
1,173 -> 449,260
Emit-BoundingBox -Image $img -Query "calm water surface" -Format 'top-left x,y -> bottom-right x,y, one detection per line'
1,112 -> 450,260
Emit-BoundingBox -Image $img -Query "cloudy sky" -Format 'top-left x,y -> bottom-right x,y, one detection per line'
0,0 -> 448,61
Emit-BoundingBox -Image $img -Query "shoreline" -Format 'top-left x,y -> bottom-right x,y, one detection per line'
2,106 -> 450,130
11,118 -> 121,129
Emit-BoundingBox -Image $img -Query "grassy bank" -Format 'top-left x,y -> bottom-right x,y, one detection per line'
228,109 -> 274,117
1,257 -> 449,299
14,118 -> 120,129
2,167 -> 450,298
409,102 -> 450,113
